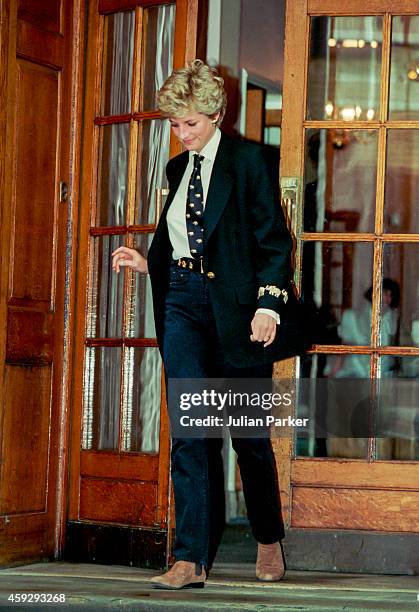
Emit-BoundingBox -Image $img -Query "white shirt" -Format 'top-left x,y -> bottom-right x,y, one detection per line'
167,128 -> 221,259
166,128 -> 279,325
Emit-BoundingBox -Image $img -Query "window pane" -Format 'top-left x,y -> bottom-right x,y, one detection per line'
97,123 -> 130,226
304,129 -> 378,233
102,11 -> 135,116
384,130 -> 419,233
82,346 -> 121,451
381,243 -> 419,347
87,235 -> 124,339
397,355 -> 419,379
139,4 -> 176,111
376,372 -> 419,460
389,16 -> 419,120
121,347 -> 162,453
295,354 -> 370,459
307,16 -> 382,121
126,234 -> 156,338
301,241 -> 374,346
135,120 -> 170,225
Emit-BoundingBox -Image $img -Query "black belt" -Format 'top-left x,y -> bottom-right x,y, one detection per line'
174,257 -> 204,273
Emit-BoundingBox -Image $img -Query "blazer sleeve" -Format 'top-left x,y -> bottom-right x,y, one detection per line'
247,145 -> 293,314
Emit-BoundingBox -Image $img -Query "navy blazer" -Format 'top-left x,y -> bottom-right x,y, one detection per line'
148,132 -> 305,367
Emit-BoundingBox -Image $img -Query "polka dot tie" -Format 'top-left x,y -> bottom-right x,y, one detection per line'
186,154 -> 205,258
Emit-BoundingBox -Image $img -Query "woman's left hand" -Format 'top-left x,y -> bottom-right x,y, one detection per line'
250,313 -> 277,347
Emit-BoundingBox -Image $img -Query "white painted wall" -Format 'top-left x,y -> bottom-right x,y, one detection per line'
239,0 -> 285,90
207,0 -> 285,91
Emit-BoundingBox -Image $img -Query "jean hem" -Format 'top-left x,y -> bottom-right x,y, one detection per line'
255,534 -> 285,545
174,556 -> 208,567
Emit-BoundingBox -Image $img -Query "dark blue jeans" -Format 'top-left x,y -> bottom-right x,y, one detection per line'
163,262 -> 285,571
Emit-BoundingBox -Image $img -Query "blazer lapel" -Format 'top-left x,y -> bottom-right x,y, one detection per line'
154,134 -> 234,250
204,133 -> 234,247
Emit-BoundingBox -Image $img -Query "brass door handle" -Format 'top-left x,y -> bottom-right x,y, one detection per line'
280,177 -> 302,287
280,177 -> 300,236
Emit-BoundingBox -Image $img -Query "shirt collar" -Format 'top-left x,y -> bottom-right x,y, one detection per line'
190,127 -> 221,162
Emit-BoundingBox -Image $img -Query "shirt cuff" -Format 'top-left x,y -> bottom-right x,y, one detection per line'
255,308 -> 280,325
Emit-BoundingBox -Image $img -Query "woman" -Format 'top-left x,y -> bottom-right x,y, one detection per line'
112,60 -> 293,590
327,278 -> 400,379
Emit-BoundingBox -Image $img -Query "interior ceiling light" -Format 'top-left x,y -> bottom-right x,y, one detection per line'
342,39 -> 359,48
341,107 -> 356,121
325,102 -> 334,116
328,39 -> 379,49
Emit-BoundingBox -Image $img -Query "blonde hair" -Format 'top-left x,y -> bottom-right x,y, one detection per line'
156,59 -> 227,125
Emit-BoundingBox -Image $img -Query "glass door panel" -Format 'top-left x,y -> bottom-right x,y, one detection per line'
87,235 -> 125,339
135,119 -> 171,225
389,16 -> 419,120
82,346 -> 122,451
125,271 -> 157,339
301,241 -> 374,345
139,4 -> 176,111
376,367 -> 419,460
381,243 -> 419,347
384,130 -> 419,233
97,123 -> 130,226
125,234 -> 157,338
121,347 -> 162,453
101,11 -> 135,116
296,353 -> 371,459
304,129 -> 378,233
307,16 -> 383,121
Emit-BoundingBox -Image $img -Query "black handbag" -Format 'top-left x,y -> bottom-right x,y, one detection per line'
249,282 -> 317,364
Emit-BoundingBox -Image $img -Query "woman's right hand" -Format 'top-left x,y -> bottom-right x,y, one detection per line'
111,246 -> 148,274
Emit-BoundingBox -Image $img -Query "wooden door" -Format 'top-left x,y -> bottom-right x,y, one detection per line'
66,0 -> 199,569
0,0 -> 79,565
277,0 -> 419,573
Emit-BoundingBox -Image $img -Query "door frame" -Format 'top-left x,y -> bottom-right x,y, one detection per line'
277,0 -> 419,573
53,0 -> 89,559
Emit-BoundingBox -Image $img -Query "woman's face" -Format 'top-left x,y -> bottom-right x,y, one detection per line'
169,110 -> 219,152
382,288 -> 393,310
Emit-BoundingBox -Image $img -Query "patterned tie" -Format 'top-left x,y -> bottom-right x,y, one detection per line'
186,154 -> 205,258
